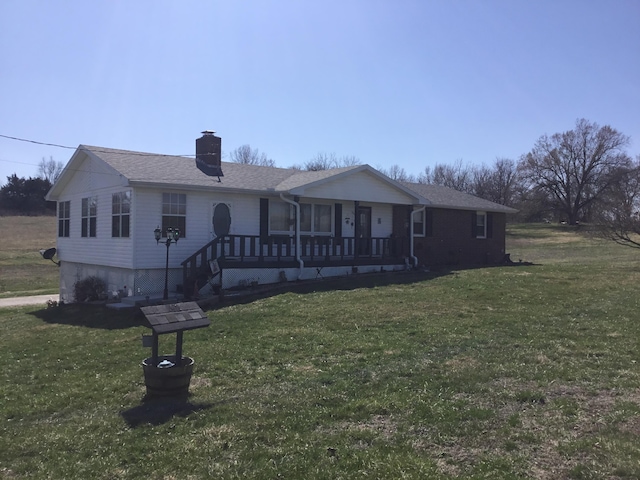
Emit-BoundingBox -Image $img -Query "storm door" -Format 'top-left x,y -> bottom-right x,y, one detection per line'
357,206 -> 372,255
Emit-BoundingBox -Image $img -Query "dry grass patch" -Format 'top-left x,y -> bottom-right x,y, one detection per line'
417,381 -> 640,479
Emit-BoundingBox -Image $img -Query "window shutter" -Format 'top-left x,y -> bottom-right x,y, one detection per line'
260,198 -> 269,244
471,212 -> 477,238
426,209 -> 433,237
487,213 -> 493,239
334,203 -> 342,238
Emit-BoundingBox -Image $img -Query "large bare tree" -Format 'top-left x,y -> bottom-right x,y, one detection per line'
521,119 -> 631,224
229,145 -> 275,167
593,156 -> 640,248
37,156 -> 64,183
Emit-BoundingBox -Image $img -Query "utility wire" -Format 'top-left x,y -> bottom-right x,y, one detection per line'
0,133 -> 197,158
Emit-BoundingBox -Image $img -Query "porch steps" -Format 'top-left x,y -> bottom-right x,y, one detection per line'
105,293 -> 183,310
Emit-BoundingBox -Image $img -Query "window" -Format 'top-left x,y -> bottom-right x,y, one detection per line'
270,201 -> 293,232
300,203 -> 332,234
58,201 -> 70,237
162,193 -> 186,237
112,191 -> 131,238
413,209 -> 424,236
475,211 -> 487,238
314,205 -> 331,233
269,202 -> 332,234
81,196 -> 97,237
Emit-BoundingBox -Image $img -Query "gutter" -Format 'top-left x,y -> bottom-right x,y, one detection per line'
279,193 -> 305,279
410,205 -> 426,268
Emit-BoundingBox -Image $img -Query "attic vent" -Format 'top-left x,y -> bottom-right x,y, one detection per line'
196,130 -> 223,179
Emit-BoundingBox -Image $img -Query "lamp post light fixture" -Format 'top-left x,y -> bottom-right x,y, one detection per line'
155,226 -> 180,300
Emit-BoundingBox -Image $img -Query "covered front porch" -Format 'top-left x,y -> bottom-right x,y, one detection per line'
181,233 -> 411,298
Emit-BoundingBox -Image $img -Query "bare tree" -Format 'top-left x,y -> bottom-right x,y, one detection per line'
338,155 -> 362,167
302,152 -> 338,171
471,158 -> 519,206
419,160 -> 473,193
37,156 -> 64,183
293,153 -> 362,171
229,145 -> 276,167
520,119 -> 631,224
377,164 -> 416,182
593,156 -> 640,247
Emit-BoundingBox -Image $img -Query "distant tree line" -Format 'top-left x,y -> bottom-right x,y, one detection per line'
0,157 -> 62,215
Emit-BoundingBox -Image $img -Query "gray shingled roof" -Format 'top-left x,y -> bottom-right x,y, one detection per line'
79,145 -> 361,193
76,146 -> 425,203
50,145 -> 516,214
402,182 -> 518,213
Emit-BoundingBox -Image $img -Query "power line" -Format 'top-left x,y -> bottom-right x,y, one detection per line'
0,134 -> 76,151
0,133 -> 197,158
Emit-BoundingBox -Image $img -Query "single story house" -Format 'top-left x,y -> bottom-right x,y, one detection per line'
46,132 -> 516,303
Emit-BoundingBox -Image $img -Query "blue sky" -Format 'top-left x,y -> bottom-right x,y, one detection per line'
1,0 -> 638,184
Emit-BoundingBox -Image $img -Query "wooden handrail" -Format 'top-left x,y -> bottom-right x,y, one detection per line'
181,234 -> 410,298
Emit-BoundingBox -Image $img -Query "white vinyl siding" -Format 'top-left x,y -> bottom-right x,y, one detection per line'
301,171 -> 416,204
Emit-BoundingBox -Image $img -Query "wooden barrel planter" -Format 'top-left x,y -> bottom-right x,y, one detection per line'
142,355 -> 194,397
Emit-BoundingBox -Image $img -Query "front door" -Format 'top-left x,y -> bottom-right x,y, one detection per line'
357,206 -> 371,255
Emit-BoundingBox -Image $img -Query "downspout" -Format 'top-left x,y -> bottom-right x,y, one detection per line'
280,193 -> 305,279
410,205 -> 426,268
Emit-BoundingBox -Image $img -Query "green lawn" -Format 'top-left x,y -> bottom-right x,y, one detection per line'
1,223 -> 639,479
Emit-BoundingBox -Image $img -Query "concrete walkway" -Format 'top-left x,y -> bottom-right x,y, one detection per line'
0,294 -> 60,308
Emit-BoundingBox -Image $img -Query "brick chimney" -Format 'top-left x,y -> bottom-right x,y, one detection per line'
196,130 -> 223,178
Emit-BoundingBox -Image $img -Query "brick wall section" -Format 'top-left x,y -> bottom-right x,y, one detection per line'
413,208 -> 507,266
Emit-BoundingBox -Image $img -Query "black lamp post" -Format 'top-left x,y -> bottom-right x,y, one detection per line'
155,226 -> 180,300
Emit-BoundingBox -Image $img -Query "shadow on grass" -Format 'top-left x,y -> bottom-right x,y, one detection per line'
121,397 -> 209,427
120,395 -> 230,428
31,303 -> 145,330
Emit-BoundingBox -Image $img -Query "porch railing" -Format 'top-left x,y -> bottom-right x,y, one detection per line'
181,234 -> 409,298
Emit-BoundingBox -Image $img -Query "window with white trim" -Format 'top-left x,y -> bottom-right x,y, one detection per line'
300,203 -> 332,234
413,209 -> 424,236
269,201 -> 293,232
112,191 -> 131,237
475,211 -> 487,239
58,201 -> 70,237
81,196 -> 97,237
162,193 -> 186,237
269,201 -> 333,235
